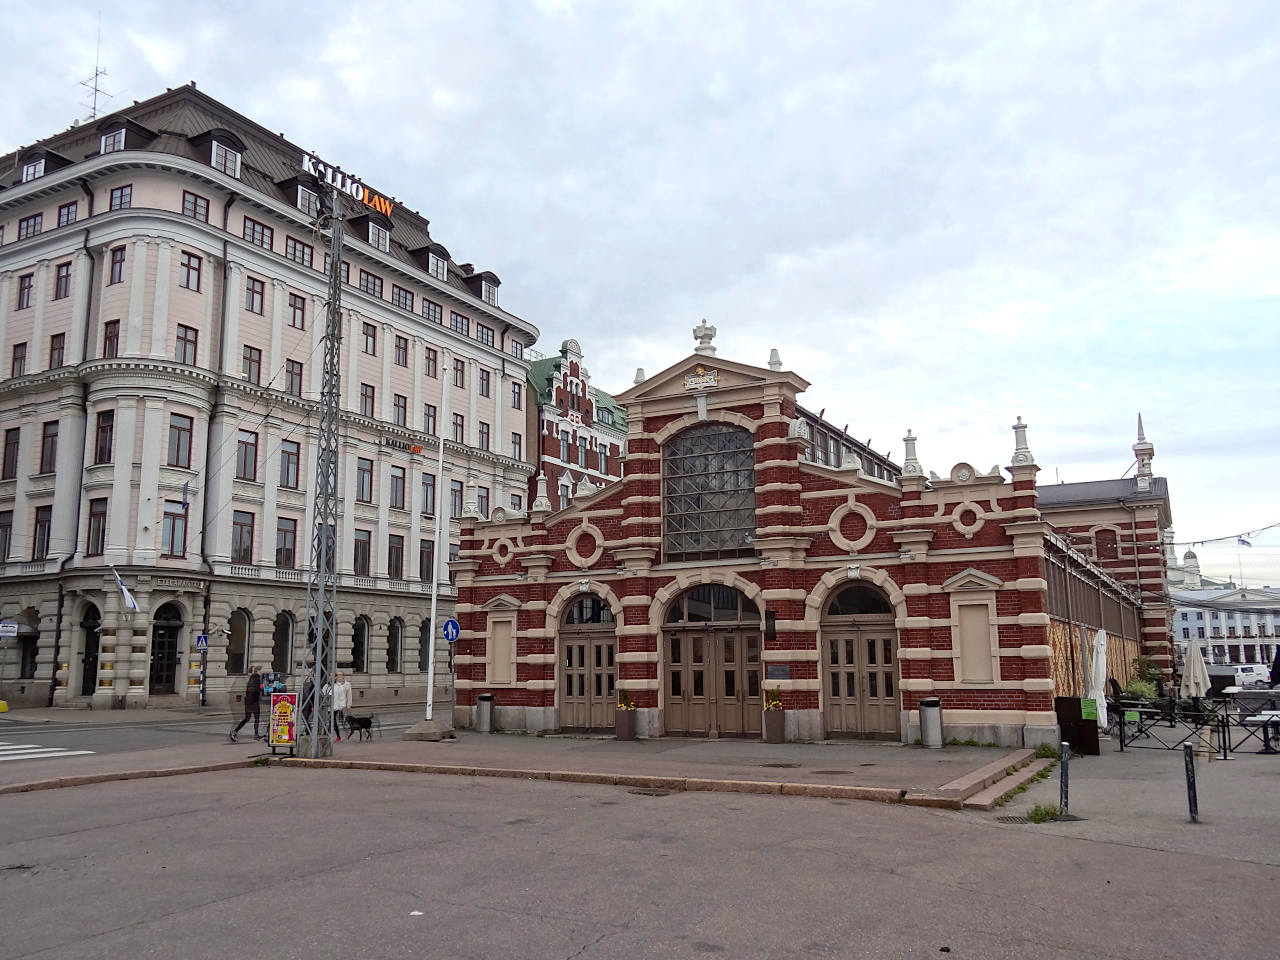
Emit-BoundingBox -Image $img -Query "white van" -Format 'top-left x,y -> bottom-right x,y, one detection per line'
1207,663 -> 1272,687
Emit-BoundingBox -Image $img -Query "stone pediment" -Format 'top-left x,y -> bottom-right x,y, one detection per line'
481,593 -> 522,610
942,568 -> 1005,592
614,354 -> 810,406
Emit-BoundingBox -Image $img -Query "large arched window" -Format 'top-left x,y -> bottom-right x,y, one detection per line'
386,618 -> 403,673
272,612 -> 294,675
352,616 -> 370,673
564,596 -> 616,625
826,585 -> 893,616
226,609 -> 251,674
662,422 -> 756,562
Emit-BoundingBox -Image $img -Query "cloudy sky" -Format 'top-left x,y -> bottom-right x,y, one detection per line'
5,0 -> 1279,585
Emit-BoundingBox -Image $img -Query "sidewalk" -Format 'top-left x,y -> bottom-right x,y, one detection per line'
0,717 -> 1014,801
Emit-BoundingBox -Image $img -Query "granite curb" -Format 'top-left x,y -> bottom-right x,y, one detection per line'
0,759 -> 260,795
275,756 -> 913,805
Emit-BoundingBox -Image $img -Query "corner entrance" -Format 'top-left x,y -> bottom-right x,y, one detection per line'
821,585 -> 899,739
663,585 -> 762,737
80,605 -> 102,697
558,596 -> 617,732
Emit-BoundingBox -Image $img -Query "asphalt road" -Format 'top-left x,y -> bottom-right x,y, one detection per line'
2,767 -> 1277,960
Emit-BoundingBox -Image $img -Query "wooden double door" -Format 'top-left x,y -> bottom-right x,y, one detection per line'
560,629 -> 616,731
665,629 -> 763,737
823,619 -> 898,739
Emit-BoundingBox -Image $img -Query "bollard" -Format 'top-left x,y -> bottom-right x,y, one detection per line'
1118,709 -> 1125,752
1183,743 -> 1199,823
1059,740 -> 1070,817
1219,713 -> 1230,761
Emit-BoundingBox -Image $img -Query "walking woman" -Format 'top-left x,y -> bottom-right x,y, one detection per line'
228,666 -> 263,742
331,670 -> 353,741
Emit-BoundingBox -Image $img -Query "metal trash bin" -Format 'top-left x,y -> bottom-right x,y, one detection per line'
919,696 -> 943,749
475,693 -> 494,734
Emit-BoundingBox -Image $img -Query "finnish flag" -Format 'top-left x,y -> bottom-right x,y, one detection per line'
111,566 -> 140,613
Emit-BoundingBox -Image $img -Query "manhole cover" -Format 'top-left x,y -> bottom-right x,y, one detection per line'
995,816 -> 1030,824
812,770 -> 853,776
759,762 -> 801,769
628,788 -> 671,797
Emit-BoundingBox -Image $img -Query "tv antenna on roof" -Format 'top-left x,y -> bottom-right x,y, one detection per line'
79,12 -> 114,120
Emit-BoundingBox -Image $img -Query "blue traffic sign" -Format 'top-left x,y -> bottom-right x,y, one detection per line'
442,619 -> 461,643
195,634 -> 209,651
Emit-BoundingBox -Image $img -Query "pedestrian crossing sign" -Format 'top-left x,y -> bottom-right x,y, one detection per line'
195,634 -> 209,651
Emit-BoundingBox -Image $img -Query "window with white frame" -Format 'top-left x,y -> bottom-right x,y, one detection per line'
297,185 -> 320,218
21,159 -> 45,182
482,280 -> 498,305
368,222 -> 390,252
100,129 -> 126,154
211,141 -> 242,178
428,252 -> 447,280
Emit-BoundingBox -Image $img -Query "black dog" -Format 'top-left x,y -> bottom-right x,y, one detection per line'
345,714 -> 375,741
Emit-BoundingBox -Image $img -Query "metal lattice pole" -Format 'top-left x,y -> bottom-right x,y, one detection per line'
300,186 -> 345,758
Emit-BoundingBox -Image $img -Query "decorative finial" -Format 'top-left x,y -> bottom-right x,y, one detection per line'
768,348 -> 782,372
1133,412 -> 1154,490
531,473 -> 552,514
1010,416 -> 1035,466
901,429 -> 923,477
693,319 -> 717,356
633,367 -> 646,385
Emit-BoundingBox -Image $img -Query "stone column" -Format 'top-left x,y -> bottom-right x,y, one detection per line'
132,399 -> 166,564
309,295 -> 325,398
268,280 -> 286,379
408,451 -> 424,580
10,422 -> 33,559
411,336 -> 425,430
345,311 -> 360,411
68,251 -> 91,365
375,460 -> 391,577
0,272 -> 12,365
205,410 -> 237,562
105,400 -> 137,565
49,397 -> 87,562
467,358 -> 478,446
149,240 -> 174,359
94,583 -> 124,710
29,260 -> 51,370
380,323 -> 394,421
259,423 -> 279,567
339,441 -> 358,574
125,583 -> 150,707
493,367 -> 506,454
220,261 -> 244,375
125,238 -> 149,355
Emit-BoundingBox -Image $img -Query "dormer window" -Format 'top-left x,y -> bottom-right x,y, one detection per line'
482,280 -> 498,306
297,186 -> 320,218
510,341 -> 524,360
100,129 -> 126,154
211,141 -> 242,178
428,252 -> 447,281
21,159 -> 45,182
368,222 -> 390,252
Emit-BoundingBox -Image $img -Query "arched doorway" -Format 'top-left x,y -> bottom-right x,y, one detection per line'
821,584 -> 898,739
559,595 -> 616,731
80,604 -> 102,697
149,603 -> 184,695
226,609 -> 251,675
271,612 -> 294,676
664,585 -> 762,737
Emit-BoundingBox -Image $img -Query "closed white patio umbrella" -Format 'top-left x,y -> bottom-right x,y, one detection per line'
1180,640 -> 1211,699
1088,629 -> 1109,730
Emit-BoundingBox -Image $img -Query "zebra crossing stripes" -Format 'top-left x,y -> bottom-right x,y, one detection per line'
0,741 -> 95,763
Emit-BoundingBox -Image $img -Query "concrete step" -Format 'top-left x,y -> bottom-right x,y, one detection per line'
962,757 -> 1055,811
902,748 -> 1035,809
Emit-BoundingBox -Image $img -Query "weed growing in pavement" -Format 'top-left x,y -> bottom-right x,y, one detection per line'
251,757 -> 270,767
947,738 -> 981,746
1027,803 -> 1060,823
1034,743 -> 1060,759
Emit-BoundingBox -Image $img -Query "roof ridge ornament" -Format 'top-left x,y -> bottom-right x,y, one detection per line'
1010,416 -> 1035,466
768,348 -> 782,372
693,318 -> 717,356
1133,411 -> 1155,491
901,429 -> 924,477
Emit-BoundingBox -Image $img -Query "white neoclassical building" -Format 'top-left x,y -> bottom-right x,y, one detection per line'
0,83 -> 538,709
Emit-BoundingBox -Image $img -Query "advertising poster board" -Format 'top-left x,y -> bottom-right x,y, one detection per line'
269,692 -> 297,749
